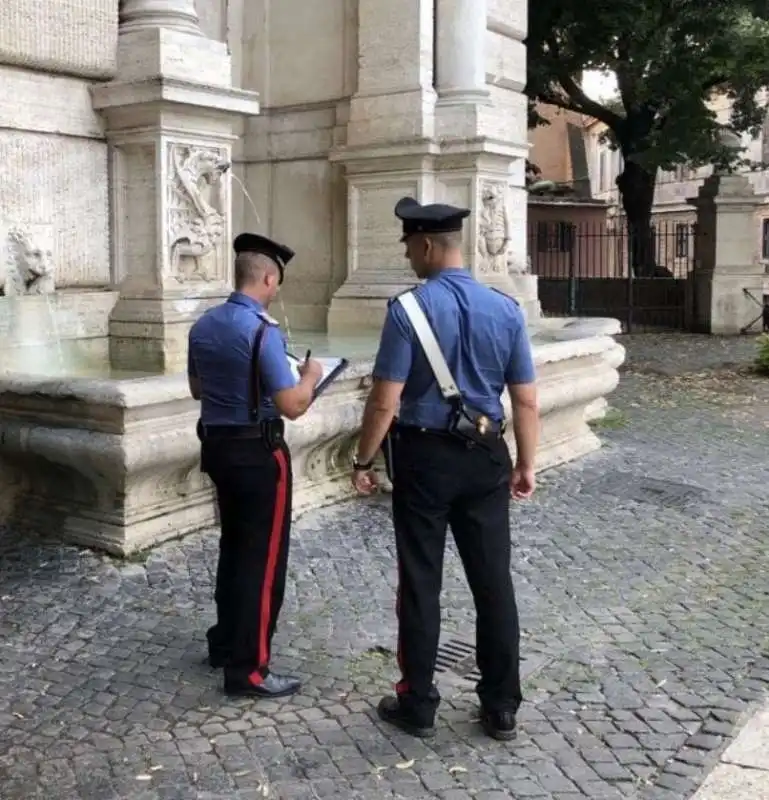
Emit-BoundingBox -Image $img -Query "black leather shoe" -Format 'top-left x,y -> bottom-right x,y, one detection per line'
377,696 -> 435,738
480,707 -> 517,741
224,672 -> 301,699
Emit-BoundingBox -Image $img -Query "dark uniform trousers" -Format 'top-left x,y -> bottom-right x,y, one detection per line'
390,426 -> 522,725
201,434 -> 292,684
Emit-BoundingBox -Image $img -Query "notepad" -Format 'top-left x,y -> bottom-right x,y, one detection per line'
286,353 -> 350,399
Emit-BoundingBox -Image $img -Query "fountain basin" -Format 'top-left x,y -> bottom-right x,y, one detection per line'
0,320 -> 624,554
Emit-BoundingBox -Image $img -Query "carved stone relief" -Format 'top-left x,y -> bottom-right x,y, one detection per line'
0,226 -> 56,296
167,144 -> 230,282
477,181 -> 529,275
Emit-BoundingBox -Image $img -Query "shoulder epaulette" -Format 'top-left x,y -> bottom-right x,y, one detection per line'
256,310 -> 280,326
387,285 -> 419,308
490,287 -> 520,307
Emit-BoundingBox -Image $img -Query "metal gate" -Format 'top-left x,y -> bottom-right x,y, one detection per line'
528,220 -> 696,332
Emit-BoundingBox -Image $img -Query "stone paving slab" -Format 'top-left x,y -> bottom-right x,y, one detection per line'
691,700 -> 769,799
693,764 -> 769,800
719,707 -> 769,770
1,333 -> 769,799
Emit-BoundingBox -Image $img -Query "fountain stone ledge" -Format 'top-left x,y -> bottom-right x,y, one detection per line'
0,318 -> 624,555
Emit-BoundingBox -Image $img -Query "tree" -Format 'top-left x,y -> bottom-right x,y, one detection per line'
526,0 -> 769,275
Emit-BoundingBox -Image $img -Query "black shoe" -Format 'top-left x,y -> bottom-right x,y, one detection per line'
480,707 -> 517,741
207,653 -> 230,669
377,696 -> 435,739
224,672 -> 301,699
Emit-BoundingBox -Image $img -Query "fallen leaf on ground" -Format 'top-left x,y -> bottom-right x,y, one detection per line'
396,759 -> 416,770
135,775 -> 151,781
449,766 -> 468,775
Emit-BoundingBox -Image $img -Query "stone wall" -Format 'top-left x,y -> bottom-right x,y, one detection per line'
0,1 -> 117,294
219,0 -> 355,331
219,0 -> 531,332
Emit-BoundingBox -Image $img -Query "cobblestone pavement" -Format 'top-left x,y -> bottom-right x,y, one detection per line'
1,333 -> 769,799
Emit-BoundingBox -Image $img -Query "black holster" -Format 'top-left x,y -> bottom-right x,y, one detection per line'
259,418 -> 285,450
447,399 -> 504,449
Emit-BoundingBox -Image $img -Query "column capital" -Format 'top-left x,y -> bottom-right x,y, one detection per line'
118,0 -> 201,35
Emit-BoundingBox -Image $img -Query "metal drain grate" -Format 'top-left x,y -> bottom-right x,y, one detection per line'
435,638 -> 550,684
435,637 -> 480,681
583,472 -> 707,510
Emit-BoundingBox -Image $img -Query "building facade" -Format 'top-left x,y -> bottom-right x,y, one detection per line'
585,93 -> 769,269
1,0 -> 535,352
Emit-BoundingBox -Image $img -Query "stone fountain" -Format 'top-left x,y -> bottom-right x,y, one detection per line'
0,0 -> 625,554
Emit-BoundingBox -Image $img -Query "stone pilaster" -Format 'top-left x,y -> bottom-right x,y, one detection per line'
346,0 -> 436,147
91,0 -> 260,372
688,173 -> 764,334
327,0 -> 438,334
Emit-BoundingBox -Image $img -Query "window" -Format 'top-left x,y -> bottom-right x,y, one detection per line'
762,113 -> 769,165
536,221 -> 575,253
599,150 -> 607,191
762,219 -> 769,259
675,224 -> 689,258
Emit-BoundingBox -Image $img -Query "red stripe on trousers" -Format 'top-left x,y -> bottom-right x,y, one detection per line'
252,446 -> 289,677
395,560 -> 409,694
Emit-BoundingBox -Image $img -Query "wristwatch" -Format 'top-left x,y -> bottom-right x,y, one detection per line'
352,455 -> 374,471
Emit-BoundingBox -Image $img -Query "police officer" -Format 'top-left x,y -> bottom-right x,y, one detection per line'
188,233 -> 324,699
352,197 -> 540,740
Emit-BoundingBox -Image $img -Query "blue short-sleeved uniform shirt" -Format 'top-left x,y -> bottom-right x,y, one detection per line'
188,292 -> 297,425
372,269 -> 536,429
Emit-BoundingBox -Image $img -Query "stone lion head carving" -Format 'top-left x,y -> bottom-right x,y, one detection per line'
187,150 -> 230,186
2,228 -> 55,295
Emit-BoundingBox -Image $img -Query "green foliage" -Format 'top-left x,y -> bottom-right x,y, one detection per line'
589,407 -> 629,430
526,0 -> 769,174
755,334 -> 769,375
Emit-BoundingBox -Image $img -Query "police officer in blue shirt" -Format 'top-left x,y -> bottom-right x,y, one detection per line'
188,233 -> 323,699
351,197 -> 540,741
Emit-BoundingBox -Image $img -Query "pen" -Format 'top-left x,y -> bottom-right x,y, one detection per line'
304,349 -> 312,363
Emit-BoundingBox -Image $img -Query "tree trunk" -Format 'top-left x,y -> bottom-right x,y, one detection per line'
616,159 -> 666,277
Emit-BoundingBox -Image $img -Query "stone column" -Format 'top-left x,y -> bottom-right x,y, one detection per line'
91,0 -> 260,372
688,172 -> 764,334
433,0 -> 489,141
435,0 -> 488,101
118,0 -> 201,34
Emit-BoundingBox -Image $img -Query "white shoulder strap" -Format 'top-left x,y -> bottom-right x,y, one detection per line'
397,291 -> 460,400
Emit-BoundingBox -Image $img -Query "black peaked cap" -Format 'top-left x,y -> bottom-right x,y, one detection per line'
394,196 -> 471,242
233,233 -> 295,283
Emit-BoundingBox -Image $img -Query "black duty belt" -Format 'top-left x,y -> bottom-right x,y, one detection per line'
201,425 -> 264,440
397,421 -> 505,438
